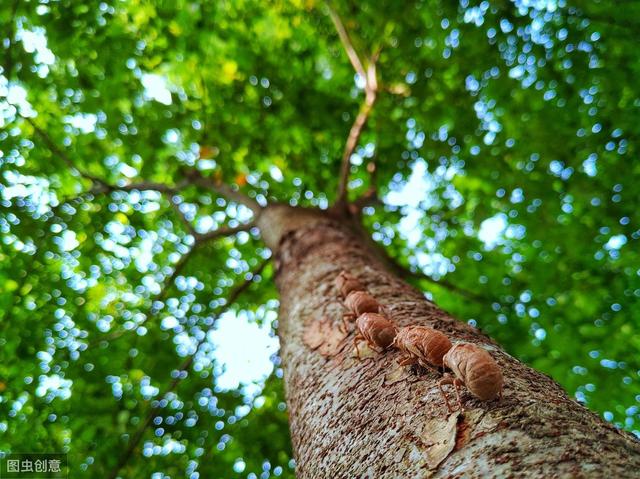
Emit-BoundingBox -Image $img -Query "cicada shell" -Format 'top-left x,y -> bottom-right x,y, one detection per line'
443,342 -> 503,401
355,312 -> 397,351
344,290 -> 380,317
335,271 -> 364,299
393,326 -> 452,368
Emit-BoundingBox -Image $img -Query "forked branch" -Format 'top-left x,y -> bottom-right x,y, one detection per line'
25,114 -> 261,306
326,3 -> 380,206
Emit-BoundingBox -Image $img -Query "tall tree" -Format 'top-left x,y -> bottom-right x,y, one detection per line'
257,203 -> 640,477
1,1 -> 640,477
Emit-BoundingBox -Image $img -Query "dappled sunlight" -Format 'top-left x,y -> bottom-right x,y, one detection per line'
1,0 -> 640,476
209,309 -> 280,392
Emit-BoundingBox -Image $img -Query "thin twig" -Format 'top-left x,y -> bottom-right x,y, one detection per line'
106,259 -> 269,479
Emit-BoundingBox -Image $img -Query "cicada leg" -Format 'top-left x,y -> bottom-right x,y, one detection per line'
367,339 -> 384,354
438,374 -> 456,413
353,332 -> 364,359
453,378 -> 464,412
397,354 -> 416,367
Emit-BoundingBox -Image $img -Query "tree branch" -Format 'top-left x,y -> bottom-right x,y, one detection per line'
23,115 -> 190,198
114,180 -> 190,194
350,154 -> 381,213
88,221 -> 256,347
24,116 -> 110,187
336,93 -> 377,206
402,266 -> 489,304
23,110 -> 262,220
327,4 -> 380,206
187,170 -> 262,215
325,2 -> 366,80
106,259 -> 269,479
157,221 -> 255,302
195,222 -> 254,242
168,198 -> 197,236
156,245 -> 195,301
350,186 -> 381,213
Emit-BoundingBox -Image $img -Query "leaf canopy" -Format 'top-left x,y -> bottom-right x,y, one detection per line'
1,0 -> 640,477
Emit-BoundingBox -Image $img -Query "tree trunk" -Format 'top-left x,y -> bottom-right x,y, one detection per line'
257,204 -> 640,478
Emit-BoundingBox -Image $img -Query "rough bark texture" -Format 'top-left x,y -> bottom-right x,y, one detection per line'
257,204 -> 640,478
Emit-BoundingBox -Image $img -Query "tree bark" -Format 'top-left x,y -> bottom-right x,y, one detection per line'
257,204 -> 640,478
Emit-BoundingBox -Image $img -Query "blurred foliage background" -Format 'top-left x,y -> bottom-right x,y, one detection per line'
1,0 -> 640,477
